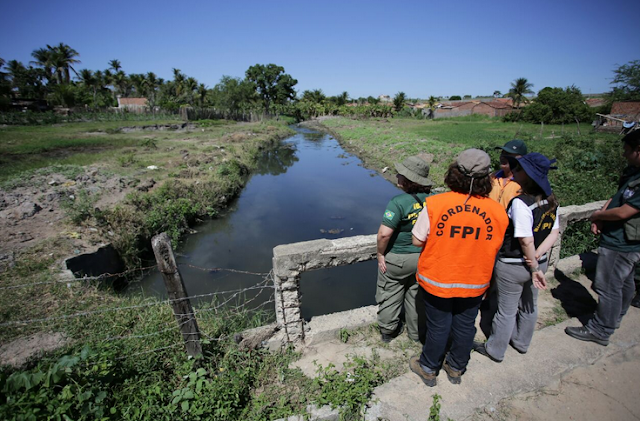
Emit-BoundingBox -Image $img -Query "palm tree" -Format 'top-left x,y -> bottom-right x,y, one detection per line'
6,60 -> 27,94
302,89 -> 326,104
427,95 -> 438,119
30,47 -> 55,84
144,72 -> 161,108
508,78 -> 534,109
108,59 -> 122,73
335,91 -> 349,106
393,91 -> 406,112
47,43 -> 80,84
129,73 -> 146,97
78,68 -> 97,106
112,70 -> 131,97
197,83 -> 207,107
0,57 -> 6,82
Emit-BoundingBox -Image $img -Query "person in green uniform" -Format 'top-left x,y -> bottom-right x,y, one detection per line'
376,156 -> 432,343
566,130 -> 640,345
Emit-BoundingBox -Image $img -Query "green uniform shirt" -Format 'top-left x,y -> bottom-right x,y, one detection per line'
601,166 -> 640,252
381,192 -> 428,254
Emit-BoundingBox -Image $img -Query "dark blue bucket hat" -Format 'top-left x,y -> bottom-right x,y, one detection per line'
516,153 -> 557,196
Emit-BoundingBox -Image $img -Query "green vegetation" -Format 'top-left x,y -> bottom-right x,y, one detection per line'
505,85 -> 593,124
321,116 -> 623,206
0,43 -> 300,115
507,77 -> 534,109
1,43 -> 636,420
0,119 -> 294,270
245,64 -> 298,113
609,59 -> 640,102
313,354 -> 385,419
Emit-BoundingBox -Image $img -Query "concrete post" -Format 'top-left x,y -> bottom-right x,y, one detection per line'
550,201 -> 606,269
272,235 -> 377,345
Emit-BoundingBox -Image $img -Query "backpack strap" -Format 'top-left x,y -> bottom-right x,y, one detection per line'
410,194 -> 424,209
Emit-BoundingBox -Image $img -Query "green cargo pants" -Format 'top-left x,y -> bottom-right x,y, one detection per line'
375,252 -> 420,341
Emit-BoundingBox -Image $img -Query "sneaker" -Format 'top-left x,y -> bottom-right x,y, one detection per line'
631,294 -> 640,309
565,326 -> 609,346
472,341 -> 503,363
381,323 -> 404,343
442,361 -> 463,385
409,356 -> 437,387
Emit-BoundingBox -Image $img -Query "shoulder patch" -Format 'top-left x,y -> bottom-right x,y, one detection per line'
384,210 -> 395,220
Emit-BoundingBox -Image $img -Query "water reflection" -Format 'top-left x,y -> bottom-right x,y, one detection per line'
130,126 -> 401,320
254,143 -> 298,176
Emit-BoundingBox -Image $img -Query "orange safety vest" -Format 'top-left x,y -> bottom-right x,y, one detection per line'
416,192 -> 508,298
489,176 -> 521,210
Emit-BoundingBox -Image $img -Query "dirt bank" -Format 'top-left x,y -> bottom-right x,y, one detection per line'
0,121 -> 294,272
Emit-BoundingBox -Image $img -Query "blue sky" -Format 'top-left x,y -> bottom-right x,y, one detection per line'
2,0 -> 639,99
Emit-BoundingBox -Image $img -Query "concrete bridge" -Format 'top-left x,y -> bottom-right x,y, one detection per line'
272,201 -> 606,345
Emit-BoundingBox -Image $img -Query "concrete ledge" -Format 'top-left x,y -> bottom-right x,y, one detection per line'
304,305 -> 378,345
275,404 -> 339,421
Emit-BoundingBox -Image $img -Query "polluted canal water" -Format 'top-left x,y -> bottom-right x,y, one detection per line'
129,126 -> 403,320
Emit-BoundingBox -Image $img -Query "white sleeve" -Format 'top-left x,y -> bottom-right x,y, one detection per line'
508,198 -> 534,238
412,207 -> 430,242
553,207 -> 560,230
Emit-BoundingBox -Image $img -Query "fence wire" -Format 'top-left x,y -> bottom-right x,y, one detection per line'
0,243 -> 282,366
0,269 -> 275,328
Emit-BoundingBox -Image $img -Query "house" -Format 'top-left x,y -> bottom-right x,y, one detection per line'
594,101 -> 640,133
117,97 -> 148,111
432,100 -> 513,119
585,98 -> 606,108
611,101 -> 640,118
472,101 -> 513,118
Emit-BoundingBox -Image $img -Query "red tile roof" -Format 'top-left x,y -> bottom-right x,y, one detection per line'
118,98 -> 148,106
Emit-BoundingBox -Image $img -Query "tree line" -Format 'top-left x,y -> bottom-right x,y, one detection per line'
0,44 -> 299,114
0,44 -> 638,124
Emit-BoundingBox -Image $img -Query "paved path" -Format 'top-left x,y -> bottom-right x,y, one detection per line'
366,309 -> 640,421
290,255 -> 640,420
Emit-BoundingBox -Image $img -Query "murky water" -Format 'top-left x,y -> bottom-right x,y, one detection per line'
128,126 -> 401,320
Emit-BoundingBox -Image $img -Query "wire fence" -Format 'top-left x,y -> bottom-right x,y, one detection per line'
0,254 -> 278,361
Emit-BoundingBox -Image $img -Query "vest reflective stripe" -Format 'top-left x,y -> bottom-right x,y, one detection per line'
499,195 -> 557,259
417,273 -> 490,290
498,255 -> 548,264
529,200 -> 548,210
416,192 -> 509,299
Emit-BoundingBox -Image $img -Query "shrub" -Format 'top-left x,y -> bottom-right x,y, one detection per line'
60,189 -> 99,224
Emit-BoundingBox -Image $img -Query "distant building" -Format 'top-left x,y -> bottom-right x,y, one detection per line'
434,100 -> 513,119
379,95 -> 392,103
595,101 -> 640,133
585,98 -> 606,108
117,97 -> 148,111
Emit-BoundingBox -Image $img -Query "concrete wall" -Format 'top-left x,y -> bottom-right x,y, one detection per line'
272,200 -> 606,345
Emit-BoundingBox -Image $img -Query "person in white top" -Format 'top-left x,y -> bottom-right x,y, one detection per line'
474,153 -> 560,362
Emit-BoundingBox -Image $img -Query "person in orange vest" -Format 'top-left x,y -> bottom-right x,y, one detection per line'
489,139 -> 527,209
409,149 -> 509,387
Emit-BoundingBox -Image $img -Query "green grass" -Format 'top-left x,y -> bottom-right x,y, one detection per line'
322,116 -> 623,206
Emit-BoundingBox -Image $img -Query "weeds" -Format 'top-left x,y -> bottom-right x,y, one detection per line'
117,152 -> 138,167
313,354 -> 385,420
338,328 -> 351,343
560,220 -> 599,259
60,189 -> 99,224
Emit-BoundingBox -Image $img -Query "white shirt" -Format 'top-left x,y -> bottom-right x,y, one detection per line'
412,207 -> 431,242
508,198 -> 560,238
